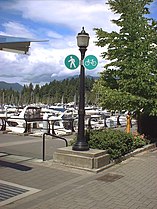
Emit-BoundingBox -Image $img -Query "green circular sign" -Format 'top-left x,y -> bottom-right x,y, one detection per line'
64,54 -> 79,70
84,55 -> 98,70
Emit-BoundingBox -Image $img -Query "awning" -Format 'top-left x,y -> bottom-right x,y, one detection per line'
0,35 -> 48,54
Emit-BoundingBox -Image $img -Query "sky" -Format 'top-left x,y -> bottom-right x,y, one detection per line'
0,0 -> 157,86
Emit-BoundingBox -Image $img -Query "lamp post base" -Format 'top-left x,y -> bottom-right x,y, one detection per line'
53,146 -> 110,172
72,141 -> 89,151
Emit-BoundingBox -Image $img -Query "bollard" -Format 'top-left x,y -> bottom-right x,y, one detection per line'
126,112 -> 131,133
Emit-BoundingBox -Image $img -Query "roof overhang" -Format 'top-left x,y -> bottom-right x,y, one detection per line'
0,35 -> 48,54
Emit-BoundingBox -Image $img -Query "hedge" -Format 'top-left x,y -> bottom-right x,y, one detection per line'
86,129 -> 149,159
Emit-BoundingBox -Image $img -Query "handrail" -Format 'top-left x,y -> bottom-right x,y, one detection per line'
2,116 -> 75,135
0,117 -> 6,131
42,132 -> 68,161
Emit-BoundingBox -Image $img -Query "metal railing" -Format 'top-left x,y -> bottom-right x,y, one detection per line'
0,116 -> 76,135
42,132 -> 68,161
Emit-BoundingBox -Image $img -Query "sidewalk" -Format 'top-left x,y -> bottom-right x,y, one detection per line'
0,133 -> 157,209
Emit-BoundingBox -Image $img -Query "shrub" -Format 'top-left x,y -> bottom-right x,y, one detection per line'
87,129 -> 148,159
132,132 -> 149,149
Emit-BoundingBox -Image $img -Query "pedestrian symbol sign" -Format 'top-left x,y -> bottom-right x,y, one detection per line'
84,55 -> 98,70
64,55 -> 79,70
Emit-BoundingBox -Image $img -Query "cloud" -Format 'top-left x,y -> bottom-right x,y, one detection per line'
47,31 -> 63,39
9,0 -> 116,32
2,21 -> 35,38
0,0 -> 118,85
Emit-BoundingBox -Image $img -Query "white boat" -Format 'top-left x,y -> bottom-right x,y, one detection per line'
85,106 -> 101,116
106,114 -> 136,128
6,105 -> 42,133
106,115 -> 125,128
85,114 -> 105,129
40,104 -> 77,135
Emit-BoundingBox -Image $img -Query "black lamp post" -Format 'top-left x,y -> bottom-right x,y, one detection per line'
72,27 -> 90,151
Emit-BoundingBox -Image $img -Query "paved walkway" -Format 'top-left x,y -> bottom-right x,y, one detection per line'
0,132 -> 157,209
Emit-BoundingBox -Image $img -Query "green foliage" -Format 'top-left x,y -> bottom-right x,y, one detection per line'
87,129 -> 148,159
0,77 -> 97,105
0,89 -> 19,105
94,0 -> 157,115
132,133 -> 149,149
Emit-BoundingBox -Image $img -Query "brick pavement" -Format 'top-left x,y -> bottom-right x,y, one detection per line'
1,147 -> 157,209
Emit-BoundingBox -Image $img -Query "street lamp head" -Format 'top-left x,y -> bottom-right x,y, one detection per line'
77,27 -> 90,48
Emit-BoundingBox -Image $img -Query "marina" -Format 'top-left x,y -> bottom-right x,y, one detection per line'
0,103 -> 137,136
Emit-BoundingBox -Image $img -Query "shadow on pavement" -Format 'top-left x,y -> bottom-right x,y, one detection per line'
0,160 -> 32,171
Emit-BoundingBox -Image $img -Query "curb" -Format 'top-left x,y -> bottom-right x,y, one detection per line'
112,143 -> 156,164
95,143 -> 157,173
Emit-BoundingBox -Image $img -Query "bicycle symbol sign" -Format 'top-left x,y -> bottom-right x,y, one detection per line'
83,55 -> 98,70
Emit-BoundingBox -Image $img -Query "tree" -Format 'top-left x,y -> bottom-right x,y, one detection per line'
94,0 -> 157,116
1,77 -> 96,106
